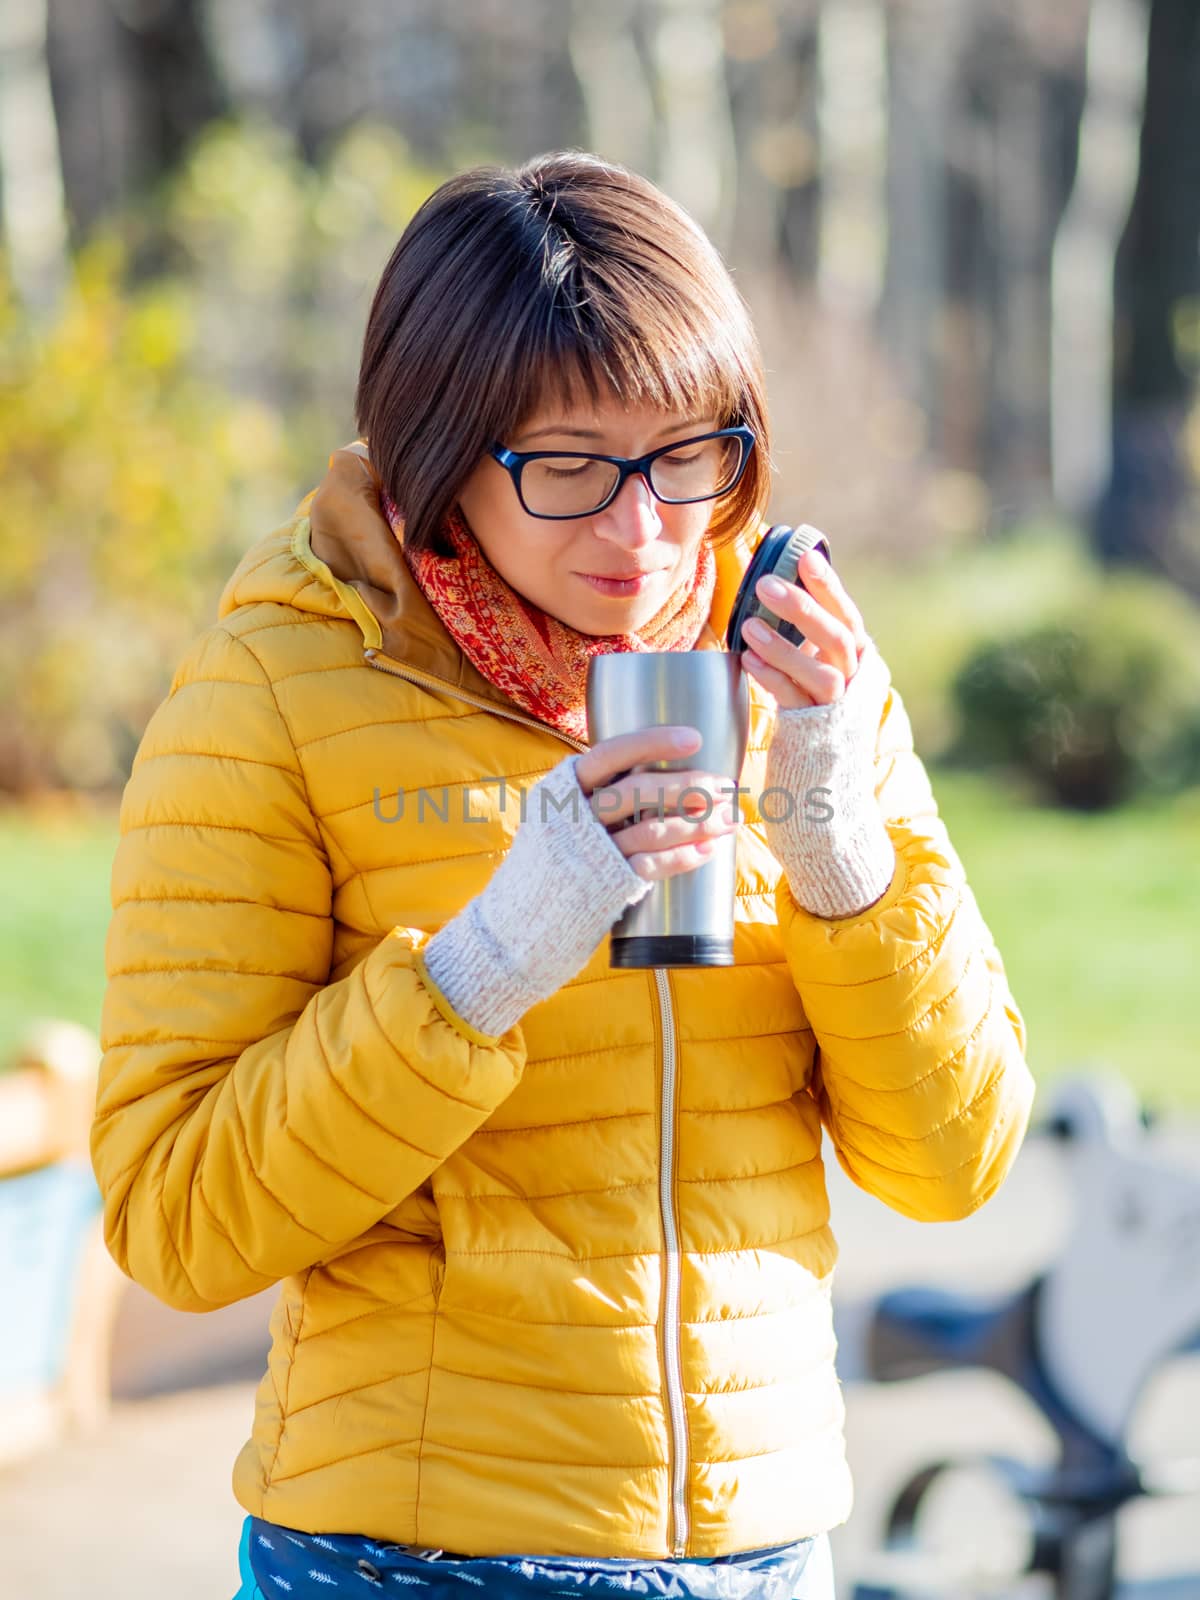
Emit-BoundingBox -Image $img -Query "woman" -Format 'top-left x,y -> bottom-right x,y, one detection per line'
90,152 -> 1035,1599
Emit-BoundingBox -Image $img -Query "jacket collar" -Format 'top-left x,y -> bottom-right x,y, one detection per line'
218,443 -> 760,707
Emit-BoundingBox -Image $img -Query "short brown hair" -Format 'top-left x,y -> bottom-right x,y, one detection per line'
356,151 -> 773,558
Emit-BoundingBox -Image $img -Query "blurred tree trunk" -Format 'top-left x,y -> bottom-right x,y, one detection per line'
815,0 -> 885,315
983,17 -> 1051,512
44,0 -> 129,237
269,0 -> 583,170
723,0 -> 821,283
649,0 -> 737,254
879,0 -> 963,433
47,0 -> 223,243
570,0 -> 656,176
1094,0 -> 1200,593
204,0 -> 295,135
0,0 -> 68,314
1051,0 -> 1147,521
939,3 -> 1089,520
496,1 -> 585,165
120,0 -> 224,175
208,0 -> 447,159
772,1 -> 821,282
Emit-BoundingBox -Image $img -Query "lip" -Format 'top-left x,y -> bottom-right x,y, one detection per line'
576,568 -> 668,597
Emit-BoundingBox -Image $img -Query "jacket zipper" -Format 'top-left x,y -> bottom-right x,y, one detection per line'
363,647 -> 588,752
364,642 -> 690,1555
654,967 -> 690,1557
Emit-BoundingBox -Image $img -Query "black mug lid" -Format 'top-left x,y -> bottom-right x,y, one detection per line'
725,524 -> 833,652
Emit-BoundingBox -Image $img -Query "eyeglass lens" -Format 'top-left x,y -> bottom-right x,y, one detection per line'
520,435 -> 743,517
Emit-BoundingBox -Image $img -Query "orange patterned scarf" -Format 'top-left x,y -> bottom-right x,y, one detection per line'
382,496 -> 716,742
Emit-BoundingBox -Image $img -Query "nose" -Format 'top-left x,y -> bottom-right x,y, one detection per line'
591,471 -> 663,549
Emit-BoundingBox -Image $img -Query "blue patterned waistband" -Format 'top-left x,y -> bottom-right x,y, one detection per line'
243,1515 -> 817,1599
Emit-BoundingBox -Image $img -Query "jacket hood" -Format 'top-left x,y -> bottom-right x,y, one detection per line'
217,441 -> 759,706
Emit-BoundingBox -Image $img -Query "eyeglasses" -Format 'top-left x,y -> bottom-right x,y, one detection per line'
489,425 -> 756,520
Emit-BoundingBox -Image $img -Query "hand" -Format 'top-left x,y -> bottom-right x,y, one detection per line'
576,726 -> 740,882
739,547 -> 870,709
419,736 -> 738,1037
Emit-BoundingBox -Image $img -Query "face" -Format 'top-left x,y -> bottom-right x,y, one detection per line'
455,392 -> 721,635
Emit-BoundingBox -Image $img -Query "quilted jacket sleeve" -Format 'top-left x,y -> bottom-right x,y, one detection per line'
91,624 -> 525,1313
775,667 -> 1036,1223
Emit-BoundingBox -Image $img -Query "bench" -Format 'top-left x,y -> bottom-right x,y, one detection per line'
0,1020 -> 127,1466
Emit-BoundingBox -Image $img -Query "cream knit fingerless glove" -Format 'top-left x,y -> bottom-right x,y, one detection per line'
762,640 -> 897,919
421,754 -> 652,1038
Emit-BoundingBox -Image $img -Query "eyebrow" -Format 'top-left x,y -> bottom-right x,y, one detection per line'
515,416 -> 714,446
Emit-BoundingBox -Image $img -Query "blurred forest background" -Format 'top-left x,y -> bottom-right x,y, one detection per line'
1,0 -> 1199,1100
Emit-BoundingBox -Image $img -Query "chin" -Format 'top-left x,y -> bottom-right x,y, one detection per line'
571,597 -> 661,636
568,575 -> 674,636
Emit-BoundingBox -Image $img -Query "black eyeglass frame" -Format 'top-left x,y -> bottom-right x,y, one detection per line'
488,425 -> 757,520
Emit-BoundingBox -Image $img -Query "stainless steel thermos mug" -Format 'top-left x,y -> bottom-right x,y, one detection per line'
585,524 -> 833,970
585,651 -> 750,968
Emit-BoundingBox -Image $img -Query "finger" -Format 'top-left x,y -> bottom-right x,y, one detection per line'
627,834 -> 723,882
742,647 -> 847,710
795,547 -> 869,653
752,576 -> 858,678
340,439 -> 383,493
741,621 -> 849,706
742,649 -> 814,709
590,769 -> 737,827
609,803 -> 738,858
576,726 -> 701,795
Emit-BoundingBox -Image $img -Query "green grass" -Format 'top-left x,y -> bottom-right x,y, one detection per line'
927,768 -> 1200,1112
1,776 -> 1197,1108
0,801 -> 121,1071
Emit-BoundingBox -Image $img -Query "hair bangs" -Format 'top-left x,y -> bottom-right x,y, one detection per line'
504,271 -> 748,444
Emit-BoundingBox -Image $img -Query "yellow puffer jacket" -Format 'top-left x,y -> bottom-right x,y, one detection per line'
91,450 -> 1035,1560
